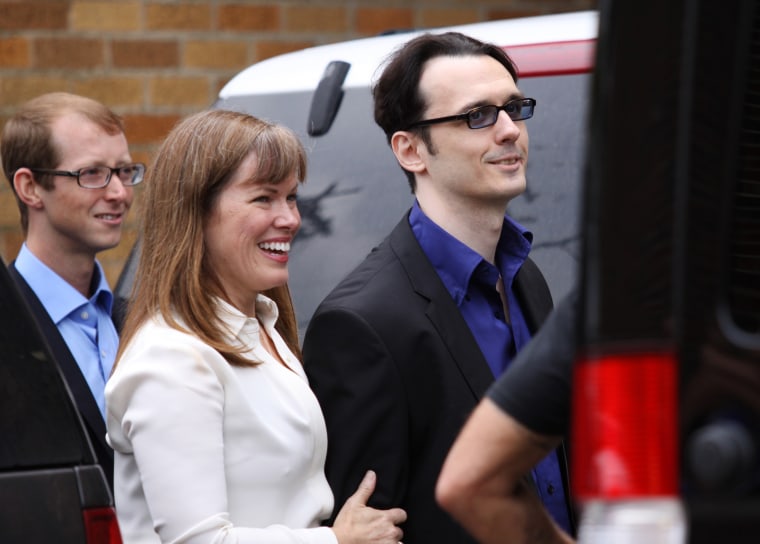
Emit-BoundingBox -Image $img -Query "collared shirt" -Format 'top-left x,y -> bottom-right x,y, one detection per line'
409,201 -> 572,535
15,243 -> 118,420
410,201 -> 533,375
106,295 -> 336,543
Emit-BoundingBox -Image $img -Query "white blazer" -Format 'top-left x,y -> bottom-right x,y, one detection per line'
106,296 -> 337,544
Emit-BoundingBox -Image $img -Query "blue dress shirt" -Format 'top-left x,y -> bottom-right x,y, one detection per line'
409,201 -> 572,534
15,243 -> 118,419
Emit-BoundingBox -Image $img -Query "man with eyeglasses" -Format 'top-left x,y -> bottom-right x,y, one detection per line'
303,32 -> 574,543
1,92 -> 144,492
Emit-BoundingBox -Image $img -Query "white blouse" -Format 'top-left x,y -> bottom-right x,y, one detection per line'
106,296 -> 337,544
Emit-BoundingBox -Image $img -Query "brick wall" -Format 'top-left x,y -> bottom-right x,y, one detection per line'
0,0 -> 596,285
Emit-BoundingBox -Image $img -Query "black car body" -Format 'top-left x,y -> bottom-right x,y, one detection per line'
0,261 -> 121,543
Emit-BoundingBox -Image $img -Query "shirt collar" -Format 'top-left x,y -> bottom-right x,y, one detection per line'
495,212 -> 533,290
15,243 -> 114,323
409,200 -> 533,303
214,294 -> 280,341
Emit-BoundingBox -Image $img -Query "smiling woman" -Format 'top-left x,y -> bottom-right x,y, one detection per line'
104,109 -> 406,544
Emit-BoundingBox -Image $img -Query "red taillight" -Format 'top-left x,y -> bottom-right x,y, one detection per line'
83,507 -> 122,544
572,351 -> 679,499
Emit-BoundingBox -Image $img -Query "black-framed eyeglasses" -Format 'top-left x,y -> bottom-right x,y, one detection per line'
406,97 -> 537,130
29,163 -> 146,189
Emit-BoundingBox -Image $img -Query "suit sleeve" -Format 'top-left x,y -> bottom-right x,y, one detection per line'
303,306 -> 409,520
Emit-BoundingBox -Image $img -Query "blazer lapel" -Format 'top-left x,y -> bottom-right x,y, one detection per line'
388,217 -> 495,399
513,257 -> 554,333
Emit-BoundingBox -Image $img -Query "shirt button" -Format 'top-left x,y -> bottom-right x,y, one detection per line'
81,311 -> 89,320
547,484 -> 555,495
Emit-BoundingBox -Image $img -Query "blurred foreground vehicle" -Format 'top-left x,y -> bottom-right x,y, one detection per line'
0,260 -> 121,543
572,0 -> 760,542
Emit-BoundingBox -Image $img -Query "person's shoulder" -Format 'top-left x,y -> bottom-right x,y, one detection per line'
319,235 -> 403,302
116,317 -> 225,374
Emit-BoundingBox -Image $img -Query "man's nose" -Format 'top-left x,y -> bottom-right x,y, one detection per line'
494,110 -> 521,142
104,174 -> 131,200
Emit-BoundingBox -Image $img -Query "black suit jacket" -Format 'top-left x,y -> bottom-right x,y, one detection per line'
304,214 -> 563,543
8,264 -> 114,492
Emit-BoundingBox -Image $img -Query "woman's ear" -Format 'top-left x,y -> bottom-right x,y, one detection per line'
13,168 -> 45,209
391,131 -> 427,174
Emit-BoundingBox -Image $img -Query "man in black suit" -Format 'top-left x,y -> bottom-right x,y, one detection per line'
1,92 -> 144,491
303,32 -> 574,542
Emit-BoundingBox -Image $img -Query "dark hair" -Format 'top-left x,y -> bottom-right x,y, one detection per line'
373,32 -> 518,191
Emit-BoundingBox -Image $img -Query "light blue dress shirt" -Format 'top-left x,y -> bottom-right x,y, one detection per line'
15,243 -> 118,420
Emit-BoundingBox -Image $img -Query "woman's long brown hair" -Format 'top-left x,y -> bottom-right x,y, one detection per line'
115,109 -> 307,369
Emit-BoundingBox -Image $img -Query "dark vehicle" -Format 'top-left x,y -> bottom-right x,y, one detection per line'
572,0 -> 759,542
0,261 -> 121,543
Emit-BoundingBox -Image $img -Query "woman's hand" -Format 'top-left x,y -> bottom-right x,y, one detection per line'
332,470 -> 407,544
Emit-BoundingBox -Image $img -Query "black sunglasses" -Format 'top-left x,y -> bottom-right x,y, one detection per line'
407,97 -> 536,130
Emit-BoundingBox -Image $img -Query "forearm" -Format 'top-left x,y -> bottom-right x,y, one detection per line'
437,399 -> 574,544
446,478 -> 574,544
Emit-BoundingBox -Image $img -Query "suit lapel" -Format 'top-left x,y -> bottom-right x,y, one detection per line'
513,257 -> 554,333
388,217 -> 495,399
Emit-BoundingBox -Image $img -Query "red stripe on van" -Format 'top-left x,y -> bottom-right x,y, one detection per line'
505,39 -> 596,77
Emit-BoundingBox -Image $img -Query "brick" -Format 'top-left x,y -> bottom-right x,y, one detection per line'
112,40 -> 179,69
487,9 -> 544,20
34,37 -> 104,69
72,77 -> 144,108
121,114 -> 182,145
146,3 -> 211,31
184,40 -> 248,70
149,76 -> 210,108
128,149 -> 154,168
255,40 -> 314,62
100,227 -> 137,263
0,36 -> 30,68
450,0 -> 519,6
0,3 -> 69,31
285,6 -> 347,33
420,9 -> 480,28
0,190 -> 22,230
71,1 -> 141,32
219,4 -> 280,32
0,76 -> 73,107
356,8 -> 413,36
125,193 -> 146,221
99,228 -> 138,286
0,229 -> 25,266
